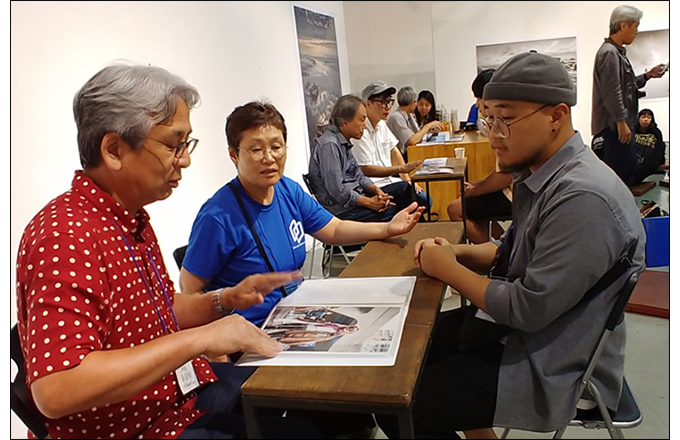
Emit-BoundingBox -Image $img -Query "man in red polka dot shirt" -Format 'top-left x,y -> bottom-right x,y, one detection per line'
15,64 -> 318,439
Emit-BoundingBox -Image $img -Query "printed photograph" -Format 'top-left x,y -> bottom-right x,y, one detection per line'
476,36 -> 577,91
293,6 -> 342,147
626,29 -> 669,100
263,305 -> 401,353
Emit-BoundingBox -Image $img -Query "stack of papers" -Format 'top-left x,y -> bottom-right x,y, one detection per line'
414,157 -> 460,176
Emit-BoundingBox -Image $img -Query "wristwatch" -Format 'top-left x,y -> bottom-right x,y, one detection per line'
212,288 -> 227,314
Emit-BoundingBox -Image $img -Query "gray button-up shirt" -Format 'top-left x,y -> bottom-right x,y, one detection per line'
592,38 -> 648,136
485,132 -> 646,431
307,125 -> 374,216
386,108 -> 419,154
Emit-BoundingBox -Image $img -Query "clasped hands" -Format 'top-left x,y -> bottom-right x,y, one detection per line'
414,236 -> 457,278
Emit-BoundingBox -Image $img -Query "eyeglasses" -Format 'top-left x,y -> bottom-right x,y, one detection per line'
242,145 -> 288,161
371,98 -> 394,108
149,137 -> 199,158
485,105 -> 549,139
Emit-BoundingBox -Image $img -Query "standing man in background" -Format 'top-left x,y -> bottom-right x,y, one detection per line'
591,4 -> 666,186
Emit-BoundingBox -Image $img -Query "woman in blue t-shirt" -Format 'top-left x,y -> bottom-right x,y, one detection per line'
180,101 -> 424,325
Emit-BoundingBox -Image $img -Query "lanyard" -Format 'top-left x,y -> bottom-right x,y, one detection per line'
109,219 -> 180,334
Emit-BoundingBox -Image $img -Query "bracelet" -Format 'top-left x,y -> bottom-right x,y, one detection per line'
212,288 -> 226,314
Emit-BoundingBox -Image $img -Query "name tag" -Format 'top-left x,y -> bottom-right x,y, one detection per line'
176,360 -> 200,395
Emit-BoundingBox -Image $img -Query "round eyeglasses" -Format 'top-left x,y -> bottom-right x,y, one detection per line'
485,105 -> 548,139
242,145 -> 288,161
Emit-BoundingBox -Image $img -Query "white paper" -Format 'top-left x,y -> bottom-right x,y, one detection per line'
236,276 -> 415,367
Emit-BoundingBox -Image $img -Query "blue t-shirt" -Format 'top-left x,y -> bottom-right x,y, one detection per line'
183,176 -> 334,324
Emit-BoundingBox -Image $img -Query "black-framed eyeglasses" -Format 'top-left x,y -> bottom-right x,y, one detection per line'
485,104 -> 549,139
242,144 -> 288,161
149,137 -> 199,158
370,98 -> 395,108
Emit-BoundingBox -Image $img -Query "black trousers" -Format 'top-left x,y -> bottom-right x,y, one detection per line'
593,127 -> 637,187
376,308 -> 503,439
338,181 -> 417,223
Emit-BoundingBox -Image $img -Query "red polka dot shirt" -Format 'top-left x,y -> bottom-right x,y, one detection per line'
16,171 -> 218,439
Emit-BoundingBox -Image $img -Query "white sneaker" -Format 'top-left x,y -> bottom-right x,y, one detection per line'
577,398 -> 597,410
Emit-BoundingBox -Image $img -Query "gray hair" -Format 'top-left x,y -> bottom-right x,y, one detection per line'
610,5 -> 643,34
73,63 -> 200,169
330,94 -> 365,128
397,86 -> 417,106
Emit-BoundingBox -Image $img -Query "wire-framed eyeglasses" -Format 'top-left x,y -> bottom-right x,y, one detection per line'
484,105 -> 549,139
242,145 -> 288,161
149,137 -> 199,158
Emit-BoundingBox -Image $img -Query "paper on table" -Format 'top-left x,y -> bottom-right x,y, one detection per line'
413,157 -> 460,175
236,276 -> 416,367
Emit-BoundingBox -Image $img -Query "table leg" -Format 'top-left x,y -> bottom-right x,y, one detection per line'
460,176 -> 467,243
425,181 -> 432,222
398,406 -> 415,438
243,397 -> 263,439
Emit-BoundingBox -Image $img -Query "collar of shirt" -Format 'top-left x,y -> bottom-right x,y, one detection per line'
327,124 -> 354,149
604,37 -> 626,56
520,131 -> 587,194
71,170 -> 151,241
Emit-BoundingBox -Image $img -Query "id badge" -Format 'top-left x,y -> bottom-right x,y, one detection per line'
175,359 -> 200,395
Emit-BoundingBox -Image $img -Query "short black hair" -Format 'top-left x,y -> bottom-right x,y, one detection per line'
472,69 -> 496,99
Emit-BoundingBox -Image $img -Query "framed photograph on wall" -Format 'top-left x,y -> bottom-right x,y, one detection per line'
626,29 -> 669,100
476,36 -> 577,92
293,5 -> 342,151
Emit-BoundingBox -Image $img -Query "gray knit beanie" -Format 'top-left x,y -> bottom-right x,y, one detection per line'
483,51 -> 576,106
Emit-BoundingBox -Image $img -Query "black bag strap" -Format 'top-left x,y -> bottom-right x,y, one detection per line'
490,221 -> 636,306
228,182 -> 289,297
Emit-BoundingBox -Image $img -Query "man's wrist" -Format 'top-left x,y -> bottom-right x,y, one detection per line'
213,288 -> 233,316
643,72 -> 649,81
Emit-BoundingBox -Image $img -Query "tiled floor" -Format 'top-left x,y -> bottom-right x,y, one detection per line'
302,224 -> 670,439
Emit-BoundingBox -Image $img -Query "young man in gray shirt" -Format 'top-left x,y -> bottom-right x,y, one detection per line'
377,52 -> 646,439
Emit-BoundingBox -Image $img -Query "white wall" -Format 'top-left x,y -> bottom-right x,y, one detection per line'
9,1 -> 349,437
431,1 -> 670,142
343,1 -> 436,95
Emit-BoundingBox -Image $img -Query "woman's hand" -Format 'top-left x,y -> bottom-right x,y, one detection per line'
387,202 -> 425,236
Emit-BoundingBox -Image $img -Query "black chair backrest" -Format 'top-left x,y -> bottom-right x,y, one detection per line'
11,324 -> 49,439
301,174 -> 315,196
606,271 -> 639,331
173,245 -> 188,270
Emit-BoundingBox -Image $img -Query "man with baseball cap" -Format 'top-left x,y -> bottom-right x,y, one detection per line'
350,81 -> 432,218
376,52 -> 645,438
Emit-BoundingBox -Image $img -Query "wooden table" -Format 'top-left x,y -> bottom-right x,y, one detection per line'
408,131 -> 494,221
241,223 -> 464,438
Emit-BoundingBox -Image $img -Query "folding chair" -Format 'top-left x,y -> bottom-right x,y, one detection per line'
173,245 -> 188,270
500,271 -> 641,439
11,324 -> 50,439
301,174 -> 360,278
